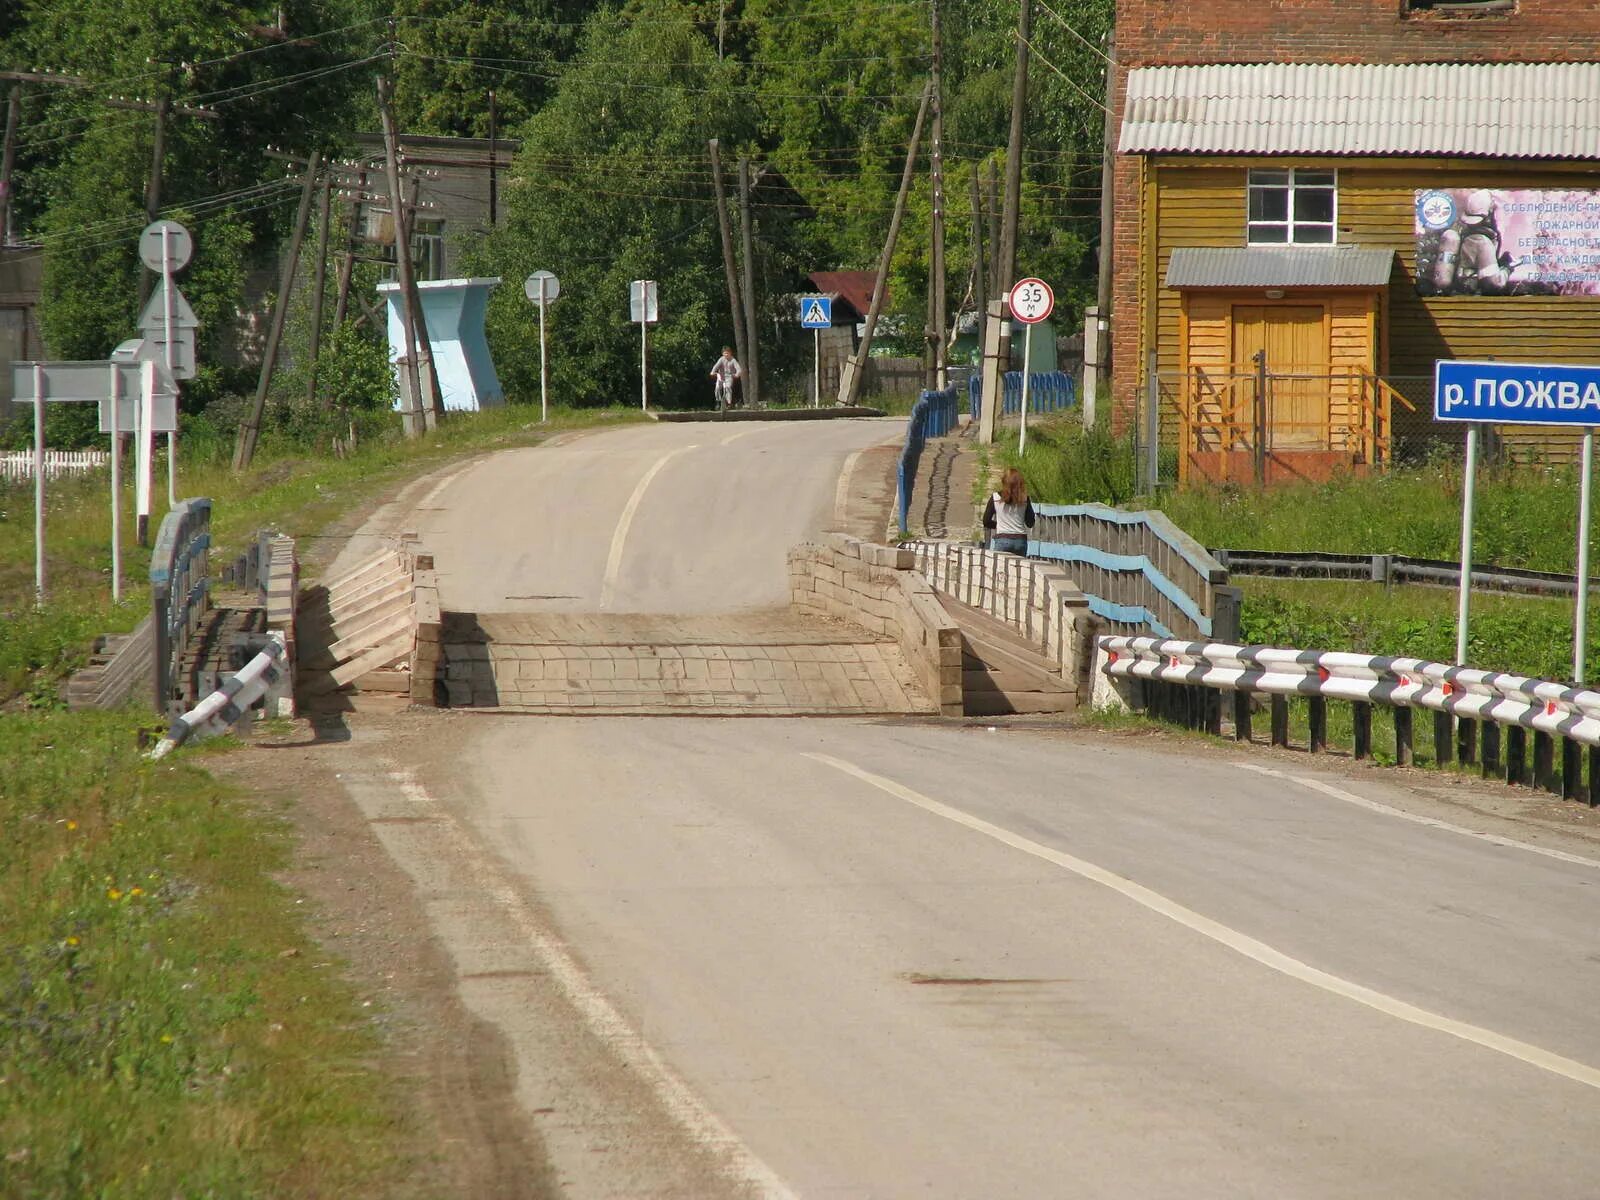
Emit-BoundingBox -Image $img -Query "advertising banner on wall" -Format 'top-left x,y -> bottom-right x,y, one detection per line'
1414,188 -> 1600,297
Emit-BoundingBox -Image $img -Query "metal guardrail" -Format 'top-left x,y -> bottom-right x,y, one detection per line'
150,498 -> 212,716
1028,503 -> 1239,641
1100,635 -> 1600,806
1213,548 -> 1600,599
967,371 -> 1076,422
897,385 -> 959,535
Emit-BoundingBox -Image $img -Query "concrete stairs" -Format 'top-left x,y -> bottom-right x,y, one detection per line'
938,594 -> 1077,718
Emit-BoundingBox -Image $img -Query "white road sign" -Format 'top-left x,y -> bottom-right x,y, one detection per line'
630,279 -> 659,324
1007,277 -> 1054,325
524,270 -> 561,303
139,219 -> 193,273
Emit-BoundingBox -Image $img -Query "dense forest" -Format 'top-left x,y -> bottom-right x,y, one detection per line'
0,0 -> 1111,434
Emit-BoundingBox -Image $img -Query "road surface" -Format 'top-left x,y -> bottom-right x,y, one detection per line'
324,419 -> 1600,1198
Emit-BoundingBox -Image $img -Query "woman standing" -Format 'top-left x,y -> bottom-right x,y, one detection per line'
982,467 -> 1035,555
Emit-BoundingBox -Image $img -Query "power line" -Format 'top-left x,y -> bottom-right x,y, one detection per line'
1033,0 -> 1114,66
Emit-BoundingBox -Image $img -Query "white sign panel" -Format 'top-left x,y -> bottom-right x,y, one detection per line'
630,279 -> 659,324
1007,277 -> 1055,324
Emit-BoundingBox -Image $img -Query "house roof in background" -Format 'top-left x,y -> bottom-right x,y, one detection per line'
1120,63 -> 1600,160
1165,246 -> 1396,289
808,270 -> 877,317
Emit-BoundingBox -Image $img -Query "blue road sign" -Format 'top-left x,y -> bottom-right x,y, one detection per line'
1435,359 -> 1600,426
799,295 -> 832,329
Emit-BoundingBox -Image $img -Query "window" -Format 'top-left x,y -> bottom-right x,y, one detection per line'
412,218 -> 447,281
1248,169 -> 1337,245
1405,1 -> 1516,13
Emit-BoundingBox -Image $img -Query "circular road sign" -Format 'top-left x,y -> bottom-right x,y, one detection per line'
524,270 -> 561,303
139,220 -> 193,273
1007,277 -> 1054,324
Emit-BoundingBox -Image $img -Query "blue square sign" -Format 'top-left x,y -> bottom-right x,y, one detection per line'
1435,360 -> 1600,427
799,295 -> 832,329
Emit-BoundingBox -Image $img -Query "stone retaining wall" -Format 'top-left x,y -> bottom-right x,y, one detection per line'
788,534 -> 963,717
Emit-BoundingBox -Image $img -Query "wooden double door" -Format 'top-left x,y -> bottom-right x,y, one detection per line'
1230,304 -> 1330,450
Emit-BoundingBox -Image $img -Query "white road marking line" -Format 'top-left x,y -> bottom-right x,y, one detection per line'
417,463 -> 473,510
834,448 -> 863,527
599,444 -> 698,609
379,769 -> 797,1199
720,426 -> 763,446
1237,763 -> 1600,872
806,752 -> 1600,1093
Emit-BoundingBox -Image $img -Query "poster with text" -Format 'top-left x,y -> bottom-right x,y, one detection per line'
1414,188 -> 1600,297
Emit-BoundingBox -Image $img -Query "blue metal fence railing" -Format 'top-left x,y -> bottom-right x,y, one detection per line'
967,371 -> 1078,422
151,498 -> 212,716
898,386 -> 960,535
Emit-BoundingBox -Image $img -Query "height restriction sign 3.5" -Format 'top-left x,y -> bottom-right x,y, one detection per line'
1008,277 -> 1054,324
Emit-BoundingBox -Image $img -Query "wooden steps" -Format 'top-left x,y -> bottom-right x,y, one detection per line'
937,594 -> 1076,718
296,548 -> 417,703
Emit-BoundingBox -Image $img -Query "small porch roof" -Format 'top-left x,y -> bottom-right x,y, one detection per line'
1165,246 -> 1395,289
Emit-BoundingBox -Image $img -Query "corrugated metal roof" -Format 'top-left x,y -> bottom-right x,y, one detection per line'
1120,64 -> 1600,159
1165,247 -> 1395,288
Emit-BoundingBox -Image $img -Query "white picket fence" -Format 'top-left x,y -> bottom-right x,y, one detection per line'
0,450 -> 110,481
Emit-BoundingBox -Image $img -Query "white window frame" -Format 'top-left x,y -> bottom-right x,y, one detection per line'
1247,168 -> 1339,246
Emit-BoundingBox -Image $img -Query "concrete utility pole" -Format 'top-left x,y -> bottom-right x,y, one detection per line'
708,139 -> 748,385
1096,28 -> 1117,321
929,0 -> 948,389
0,85 -> 20,246
234,152 -> 321,471
738,156 -> 761,408
997,0 -> 1032,292
840,80 -> 933,407
377,74 -> 427,437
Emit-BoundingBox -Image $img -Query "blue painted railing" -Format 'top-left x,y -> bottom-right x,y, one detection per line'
898,385 -> 960,534
151,498 -> 212,716
967,371 -> 1077,421
1025,503 -> 1240,642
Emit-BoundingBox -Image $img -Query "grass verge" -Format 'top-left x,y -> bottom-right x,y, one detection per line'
0,711 -> 405,1197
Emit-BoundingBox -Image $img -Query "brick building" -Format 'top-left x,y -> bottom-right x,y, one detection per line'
1109,0 -> 1600,482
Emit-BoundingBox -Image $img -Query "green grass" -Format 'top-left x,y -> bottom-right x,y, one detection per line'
0,404 -> 643,706
0,711 -> 409,1197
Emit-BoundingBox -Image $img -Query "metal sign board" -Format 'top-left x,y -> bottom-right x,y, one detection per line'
1007,277 -> 1055,325
137,279 -> 200,330
629,279 -> 659,324
139,219 -> 193,273
525,270 -> 560,303
10,361 -> 177,432
800,295 -> 832,329
1434,359 -> 1600,426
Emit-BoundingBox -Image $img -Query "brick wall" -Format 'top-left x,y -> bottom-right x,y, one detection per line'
788,534 -> 963,716
1108,0 -> 1600,424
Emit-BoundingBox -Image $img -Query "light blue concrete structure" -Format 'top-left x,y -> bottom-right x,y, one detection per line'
377,277 -> 505,412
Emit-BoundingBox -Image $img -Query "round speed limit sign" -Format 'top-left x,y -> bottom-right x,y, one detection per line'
1007,277 -> 1054,324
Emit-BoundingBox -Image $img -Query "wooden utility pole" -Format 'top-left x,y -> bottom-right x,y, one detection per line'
138,92 -> 172,307
738,156 -> 761,408
997,0 -> 1032,293
707,140 -> 748,384
487,90 -> 498,227
234,152 -> 321,471
840,80 -> 933,407
0,85 -> 20,246
970,167 -> 987,360
929,0 -> 948,389
304,174 -> 333,407
1097,29 -> 1117,319
985,159 -> 1001,298
377,74 -> 427,437
331,168 -> 367,337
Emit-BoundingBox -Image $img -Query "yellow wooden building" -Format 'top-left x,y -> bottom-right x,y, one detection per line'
1117,64 -> 1600,483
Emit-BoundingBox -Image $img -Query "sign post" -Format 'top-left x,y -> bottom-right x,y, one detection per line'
1435,358 -> 1600,678
799,295 -> 832,409
630,280 -> 659,411
524,271 -> 560,423
1007,277 -> 1054,457
138,219 -> 194,534
32,364 -> 43,603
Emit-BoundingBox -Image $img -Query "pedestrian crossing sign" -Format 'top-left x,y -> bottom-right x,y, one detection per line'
799,296 -> 832,329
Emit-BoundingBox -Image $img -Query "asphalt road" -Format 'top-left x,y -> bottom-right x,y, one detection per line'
341,420 -> 1600,1197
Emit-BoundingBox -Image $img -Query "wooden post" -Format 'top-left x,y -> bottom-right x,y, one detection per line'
234,151 -> 320,471
1457,716 -> 1478,766
486,89 -> 498,227
708,140 -> 748,388
969,168 -> 987,385
929,0 -> 947,390
738,156 -> 761,408
0,84 -> 19,245
1233,690 -> 1252,742
138,93 -> 171,309
1433,711 -> 1454,766
1588,743 -> 1600,808
1308,696 -> 1327,753
1394,706 -> 1414,767
377,76 -> 425,438
304,173 -> 333,408
1506,724 -> 1527,786
996,0 -> 1031,291
1562,739 -> 1582,801
1533,730 -> 1556,793
1481,720 -> 1502,779
330,168 -> 366,339
841,81 -> 933,406
1096,30 -> 1116,324
985,159 -> 1001,300
1353,701 -> 1373,760
1270,695 -> 1289,748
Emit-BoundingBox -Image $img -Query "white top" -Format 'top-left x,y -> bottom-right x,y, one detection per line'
991,494 -> 1031,536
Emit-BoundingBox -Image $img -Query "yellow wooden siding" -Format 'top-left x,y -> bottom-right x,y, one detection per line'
1143,156 -> 1600,460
